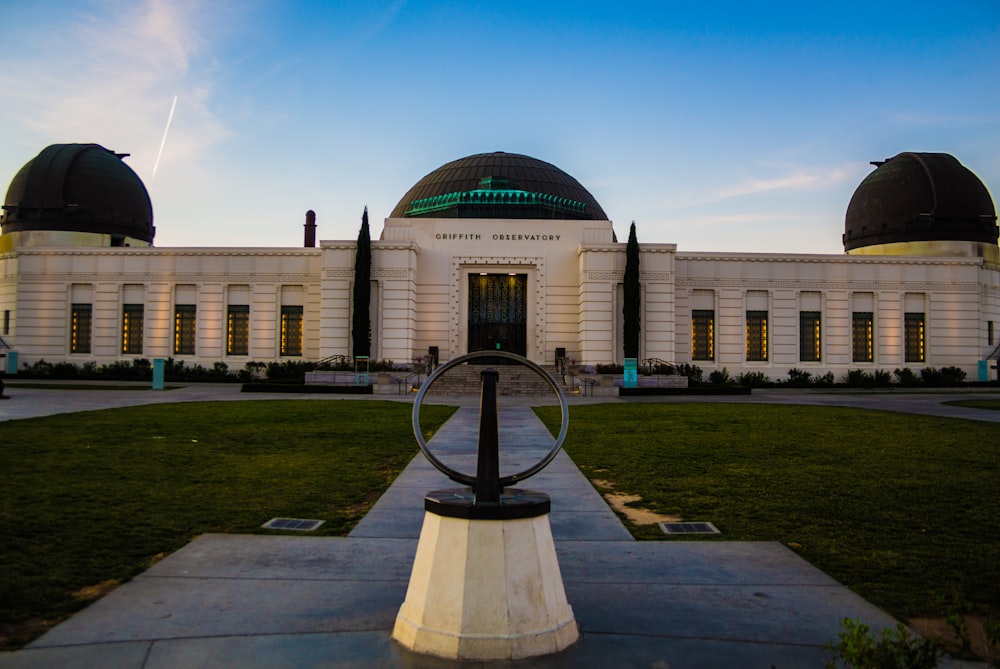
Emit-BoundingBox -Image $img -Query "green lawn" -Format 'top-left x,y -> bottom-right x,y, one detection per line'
0,400 -> 455,649
535,403 -> 1000,621
3,383 -> 181,391
945,399 -> 1000,412
3,398 -> 998,653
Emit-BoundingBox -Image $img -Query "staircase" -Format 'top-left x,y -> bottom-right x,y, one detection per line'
421,364 -> 575,397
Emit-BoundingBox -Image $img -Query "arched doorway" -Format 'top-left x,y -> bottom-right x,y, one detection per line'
467,273 -> 527,356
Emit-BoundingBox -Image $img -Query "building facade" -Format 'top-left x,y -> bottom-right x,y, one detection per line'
1,147 -> 998,380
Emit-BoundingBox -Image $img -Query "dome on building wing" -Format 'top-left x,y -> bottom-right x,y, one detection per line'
844,152 -> 997,254
1,143 -> 154,246
390,152 -> 609,220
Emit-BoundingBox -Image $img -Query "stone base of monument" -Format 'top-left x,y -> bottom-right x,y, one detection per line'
391,488 -> 579,661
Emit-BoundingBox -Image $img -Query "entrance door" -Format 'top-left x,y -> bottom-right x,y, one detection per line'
468,273 -> 527,357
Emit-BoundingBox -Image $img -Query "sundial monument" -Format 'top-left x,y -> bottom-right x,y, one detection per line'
391,351 -> 579,660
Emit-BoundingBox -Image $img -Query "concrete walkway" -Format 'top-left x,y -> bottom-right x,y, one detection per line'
4,379 -> 1000,423
1,383 -> 997,667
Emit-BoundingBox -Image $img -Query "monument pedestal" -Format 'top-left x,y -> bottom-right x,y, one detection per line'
392,489 -> 579,661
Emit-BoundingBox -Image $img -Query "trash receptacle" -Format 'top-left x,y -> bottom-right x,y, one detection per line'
153,358 -> 165,390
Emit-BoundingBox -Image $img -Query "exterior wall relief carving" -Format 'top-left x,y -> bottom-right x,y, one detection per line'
678,253 -> 982,267
587,271 -> 620,281
16,249 -> 321,258
326,269 -> 409,279
587,271 -> 674,281
23,273 -> 318,284
678,278 -> 981,292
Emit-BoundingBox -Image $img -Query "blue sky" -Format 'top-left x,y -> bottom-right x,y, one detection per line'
1,0 -> 997,253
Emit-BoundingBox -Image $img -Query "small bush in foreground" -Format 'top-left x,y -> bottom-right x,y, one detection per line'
894,368 -> 919,387
825,618 -> 940,669
736,370 -> 769,387
708,367 -> 731,384
787,368 -> 813,387
16,358 -> 399,383
675,363 -> 703,383
920,366 -> 968,387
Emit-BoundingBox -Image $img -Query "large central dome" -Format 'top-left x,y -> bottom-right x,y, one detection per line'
390,152 -> 608,220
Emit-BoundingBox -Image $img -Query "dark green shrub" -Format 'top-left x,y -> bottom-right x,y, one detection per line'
675,363 -> 703,383
21,359 -> 54,377
787,368 -> 812,387
940,366 -> 967,385
736,371 -> 769,387
920,366 -> 968,387
874,369 -> 892,386
266,360 -> 318,381
824,618 -> 940,669
894,368 -> 919,387
51,362 -> 80,378
100,359 -> 151,380
846,369 -> 875,387
815,372 -> 835,386
708,367 -> 731,384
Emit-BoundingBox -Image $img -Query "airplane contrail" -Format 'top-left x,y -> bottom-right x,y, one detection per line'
151,95 -> 178,182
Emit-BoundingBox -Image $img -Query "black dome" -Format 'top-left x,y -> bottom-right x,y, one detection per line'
2,143 -> 154,244
844,152 -> 996,252
390,152 -> 608,220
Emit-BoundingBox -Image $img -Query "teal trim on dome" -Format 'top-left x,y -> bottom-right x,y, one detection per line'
405,189 -> 587,218
390,152 -> 609,220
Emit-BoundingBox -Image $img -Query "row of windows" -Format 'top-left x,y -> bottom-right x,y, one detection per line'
691,310 -> 926,363
70,304 -> 305,357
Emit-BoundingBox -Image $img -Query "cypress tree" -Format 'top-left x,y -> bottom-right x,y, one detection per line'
352,207 -> 371,359
623,221 -> 641,359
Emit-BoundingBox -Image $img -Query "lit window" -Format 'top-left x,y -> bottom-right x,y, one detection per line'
799,311 -> 821,362
227,305 -> 250,356
746,311 -> 768,361
904,312 -> 925,363
281,305 -> 303,356
852,312 -> 873,363
174,304 -> 196,355
71,303 -> 92,354
122,304 -> 144,355
692,310 -> 714,361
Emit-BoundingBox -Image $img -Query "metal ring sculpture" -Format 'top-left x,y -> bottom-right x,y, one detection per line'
412,350 -> 569,488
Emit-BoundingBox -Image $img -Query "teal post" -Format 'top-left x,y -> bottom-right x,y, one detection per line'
355,356 -> 369,385
5,351 -> 17,375
153,358 -> 165,390
624,357 -> 638,389
978,360 -> 989,382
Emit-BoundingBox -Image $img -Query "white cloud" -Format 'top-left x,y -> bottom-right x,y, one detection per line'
0,0 -> 232,183
690,212 -> 820,225
710,162 -> 859,201
713,173 -> 817,199
648,161 -> 864,213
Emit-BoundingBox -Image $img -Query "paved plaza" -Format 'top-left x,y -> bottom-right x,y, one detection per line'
1,381 -> 996,667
